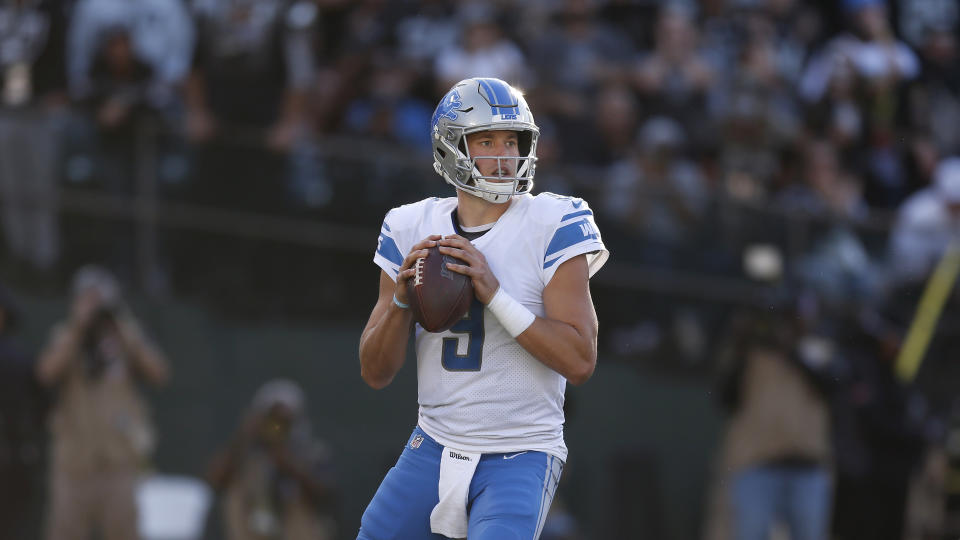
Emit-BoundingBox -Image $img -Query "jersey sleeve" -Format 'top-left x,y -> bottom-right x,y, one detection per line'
373,210 -> 405,281
541,198 -> 609,284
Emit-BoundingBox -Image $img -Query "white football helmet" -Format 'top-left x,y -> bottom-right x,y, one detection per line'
431,78 -> 539,203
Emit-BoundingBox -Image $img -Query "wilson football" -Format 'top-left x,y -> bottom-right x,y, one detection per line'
406,245 -> 474,332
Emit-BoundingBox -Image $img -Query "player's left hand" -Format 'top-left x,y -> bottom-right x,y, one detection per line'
437,234 -> 500,304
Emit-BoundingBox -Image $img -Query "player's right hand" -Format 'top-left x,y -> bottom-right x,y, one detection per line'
394,235 -> 442,305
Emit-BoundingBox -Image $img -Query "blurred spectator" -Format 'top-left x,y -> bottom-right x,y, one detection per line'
36,265 -> 169,540
801,0 -> 920,208
526,0 -> 634,158
796,227 -> 883,311
775,140 -> 867,220
712,10 -> 806,207
344,53 -> 432,151
561,82 -> 638,167
716,90 -> 783,204
602,115 -> 708,264
59,24 -> 168,283
208,379 -> 336,540
711,13 -> 803,152
82,27 -> 158,131
185,0 -> 317,209
67,0 -> 193,103
0,0 -> 69,274
907,22 -> 960,157
632,4 -> 713,134
172,0 -> 321,304
62,0 -> 194,217
829,307 -> 935,540
65,26 -> 164,193
804,55 -> 863,157
888,157 -> 960,285
800,0 -> 919,104
897,0 -> 958,50
0,283 -> 47,539
760,0 -> 822,86
710,284 -> 836,540
433,2 -> 529,93
306,0 -> 398,135
394,0 -> 457,66
787,225 -> 940,540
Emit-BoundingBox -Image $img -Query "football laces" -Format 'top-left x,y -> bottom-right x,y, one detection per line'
413,257 -> 425,286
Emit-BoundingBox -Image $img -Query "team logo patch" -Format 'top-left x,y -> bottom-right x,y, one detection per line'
410,434 -> 424,449
432,90 -> 462,126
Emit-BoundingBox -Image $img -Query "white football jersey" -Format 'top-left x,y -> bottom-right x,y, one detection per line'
373,193 -> 608,460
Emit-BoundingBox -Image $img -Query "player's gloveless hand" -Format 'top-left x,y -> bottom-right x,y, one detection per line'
395,235 -> 442,305
437,234 -> 500,304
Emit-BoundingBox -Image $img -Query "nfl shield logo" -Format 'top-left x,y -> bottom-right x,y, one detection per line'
410,435 -> 424,449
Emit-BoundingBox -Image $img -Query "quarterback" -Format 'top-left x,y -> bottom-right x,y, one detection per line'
358,77 -> 608,539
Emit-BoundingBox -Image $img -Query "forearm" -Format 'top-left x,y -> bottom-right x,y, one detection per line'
359,301 -> 412,389
117,319 -> 169,385
516,317 -> 597,385
128,344 -> 169,385
207,442 -> 244,490
36,326 -> 83,386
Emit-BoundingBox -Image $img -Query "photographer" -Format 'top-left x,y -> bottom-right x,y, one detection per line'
712,290 -> 837,540
36,265 -> 169,540
207,379 -> 337,540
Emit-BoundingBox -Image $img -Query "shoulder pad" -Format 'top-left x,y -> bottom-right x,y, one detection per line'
384,197 -> 449,232
530,192 -> 591,224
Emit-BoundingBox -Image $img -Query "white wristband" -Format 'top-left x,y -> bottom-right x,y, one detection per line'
486,287 -> 535,338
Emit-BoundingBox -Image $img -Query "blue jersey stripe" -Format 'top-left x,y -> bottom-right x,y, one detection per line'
382,221 -> 391,232
376,234 -> 403,267
544,219 -> 599,259
560,209 -> 593,222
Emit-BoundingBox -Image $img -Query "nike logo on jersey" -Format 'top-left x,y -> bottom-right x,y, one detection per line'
503,451 -> 529,460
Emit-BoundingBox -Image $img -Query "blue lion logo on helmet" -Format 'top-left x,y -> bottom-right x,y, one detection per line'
431,89 -> 462,129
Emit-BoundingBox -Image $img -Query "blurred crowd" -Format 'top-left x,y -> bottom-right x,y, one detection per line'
1,0 -> 960,538
0,0 -> 958,280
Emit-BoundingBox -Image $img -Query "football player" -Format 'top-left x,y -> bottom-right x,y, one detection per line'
358,77 -> 608,540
